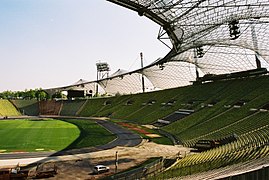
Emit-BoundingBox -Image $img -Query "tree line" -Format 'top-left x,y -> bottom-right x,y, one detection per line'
0,89 -> 50,100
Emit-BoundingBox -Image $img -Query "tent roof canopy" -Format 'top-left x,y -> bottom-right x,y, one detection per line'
45,1 -> 269,96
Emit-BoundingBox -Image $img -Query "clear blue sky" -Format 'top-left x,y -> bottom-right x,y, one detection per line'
0,0 -> 170,92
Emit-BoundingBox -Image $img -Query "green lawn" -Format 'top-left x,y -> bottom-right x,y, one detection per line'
0,118 -> 116,152
62,119 -> 116,149
0,119 -> 80,152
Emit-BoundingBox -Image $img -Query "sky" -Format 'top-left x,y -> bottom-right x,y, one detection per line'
0,0 -> 170,92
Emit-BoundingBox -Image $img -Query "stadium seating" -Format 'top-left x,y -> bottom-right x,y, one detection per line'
3,75 -> 269,179
153,109 -> 194,127
75,75 -> 269,178
11,100 -> 39,116
156,125 -> 269,178
60,100 -> 86,116
0,100 -> 21,116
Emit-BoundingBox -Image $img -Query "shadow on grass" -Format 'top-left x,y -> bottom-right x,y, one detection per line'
51,119 -> 117,156
28,119 -> 50,122
64,119 -> 115,148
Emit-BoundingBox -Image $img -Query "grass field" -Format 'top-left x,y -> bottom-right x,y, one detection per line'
0,118 -> 116,153
61,119 -> 116,150
0,119 -> 80,152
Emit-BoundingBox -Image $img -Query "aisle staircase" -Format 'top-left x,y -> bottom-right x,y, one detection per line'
154,109 -> 194,127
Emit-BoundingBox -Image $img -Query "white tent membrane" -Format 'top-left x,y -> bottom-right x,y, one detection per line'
98,69 -> 154,95
170,46 -> 259,75
46,0 -> 269,95
143,61 -> 197,89
45,81 -> 104,96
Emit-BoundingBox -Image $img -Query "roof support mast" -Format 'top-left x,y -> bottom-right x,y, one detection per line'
251,24 -> 261,69
140,52 -> 145,93
194,49 -> 200,81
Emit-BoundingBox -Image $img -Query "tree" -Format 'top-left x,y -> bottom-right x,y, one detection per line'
35,89 -> 49,100
0,88 -> 50,100
52,92 -> 65,99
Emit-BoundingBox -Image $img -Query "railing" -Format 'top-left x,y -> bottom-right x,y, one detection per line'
219,164 -> 269,180
106,158 -> 177,180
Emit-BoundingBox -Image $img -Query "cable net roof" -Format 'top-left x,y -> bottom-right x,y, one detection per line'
46,0 -> 269,95
98,69 -> 152,94
110,1 -> 269,44
108,0 -> 269,61
143,61 -> 197,89
106,0 -> 269,89
171,45 -> 259,74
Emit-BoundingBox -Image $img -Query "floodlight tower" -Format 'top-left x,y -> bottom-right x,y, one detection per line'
96,62 -> 110,96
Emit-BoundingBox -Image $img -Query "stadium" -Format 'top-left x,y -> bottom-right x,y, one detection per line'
1,0 -> 269,179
